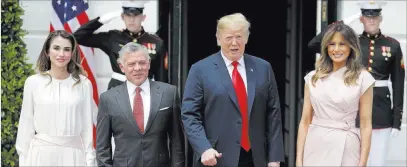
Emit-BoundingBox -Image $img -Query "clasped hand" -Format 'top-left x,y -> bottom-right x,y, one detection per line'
201,148 -> 222,166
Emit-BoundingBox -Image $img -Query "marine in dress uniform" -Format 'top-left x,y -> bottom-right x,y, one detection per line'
358,1 -> 405,166
73,1 -> 169,90
308,1 -> 405,166
358,1 -> 404,131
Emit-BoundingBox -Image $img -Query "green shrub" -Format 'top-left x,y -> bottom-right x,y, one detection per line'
1,0 -> 35,166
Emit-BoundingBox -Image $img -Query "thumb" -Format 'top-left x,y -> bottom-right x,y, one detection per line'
215,151 -> 222,158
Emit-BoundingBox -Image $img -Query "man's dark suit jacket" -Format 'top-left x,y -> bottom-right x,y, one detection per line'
181,52 -> 285,167
96,80 -> 185,167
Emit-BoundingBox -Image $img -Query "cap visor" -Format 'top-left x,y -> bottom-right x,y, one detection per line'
123,10 -> 142,15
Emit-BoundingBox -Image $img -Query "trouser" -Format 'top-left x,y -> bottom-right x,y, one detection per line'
367,128 -> 392,166
238,148 -> 254,167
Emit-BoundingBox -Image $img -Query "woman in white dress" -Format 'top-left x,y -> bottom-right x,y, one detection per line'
16,30 -> 96,166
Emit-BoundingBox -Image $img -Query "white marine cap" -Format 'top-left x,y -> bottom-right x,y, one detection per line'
357,0 -> 387,16
358,0 -> 387,9
122,0 -> 148,15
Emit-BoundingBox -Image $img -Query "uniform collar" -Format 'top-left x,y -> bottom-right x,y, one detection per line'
124,27 -> 146,38
362,29 -> 382,40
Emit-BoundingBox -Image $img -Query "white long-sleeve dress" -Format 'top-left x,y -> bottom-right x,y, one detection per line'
16,73 -> 96,166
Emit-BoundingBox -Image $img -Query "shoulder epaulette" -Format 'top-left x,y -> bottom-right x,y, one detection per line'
383,35 -> 400,45
147,33 -> 163,41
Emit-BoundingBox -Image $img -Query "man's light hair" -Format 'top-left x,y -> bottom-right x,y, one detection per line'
216,13 -> 251,37
117,42 -> 150,64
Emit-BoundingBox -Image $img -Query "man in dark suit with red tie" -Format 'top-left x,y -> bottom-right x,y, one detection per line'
96,42 -> 184,167
181,13 -> 285,167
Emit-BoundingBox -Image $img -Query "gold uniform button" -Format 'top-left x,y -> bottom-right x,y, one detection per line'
368,67 -> 372,71
369,59 -> 373,63
370,46 -> 374,50
371,40 -> 375,44
370,52 -> 374,56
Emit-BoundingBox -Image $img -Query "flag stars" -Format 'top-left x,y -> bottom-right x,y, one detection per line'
55,0 -> 89,23
72,5 -> 77,11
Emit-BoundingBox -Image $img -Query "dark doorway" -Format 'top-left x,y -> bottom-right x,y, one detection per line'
186,0 -> 288,166
187,0 -> 287,116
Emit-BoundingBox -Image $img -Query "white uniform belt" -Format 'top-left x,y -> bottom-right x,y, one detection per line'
33,134 -> 83,149
111,72 -> 127,82
374,80 -> 388,87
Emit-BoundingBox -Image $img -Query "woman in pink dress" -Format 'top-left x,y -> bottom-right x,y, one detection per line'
296,22 -> 375,166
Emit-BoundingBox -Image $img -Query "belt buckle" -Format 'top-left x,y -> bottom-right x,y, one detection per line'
344,122 -> 351,131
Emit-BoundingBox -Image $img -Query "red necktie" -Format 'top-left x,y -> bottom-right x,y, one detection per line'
133,87 -> 144,133
231,61 -> 250,151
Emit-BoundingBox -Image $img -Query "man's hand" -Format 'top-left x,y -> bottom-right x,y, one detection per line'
201,148 -> 222,166
99,10 -> 122,24
343,13 -> 361,25
391,128 -> 400,137
268,162 -> 280,167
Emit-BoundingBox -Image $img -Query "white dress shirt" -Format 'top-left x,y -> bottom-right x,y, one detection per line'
127,79 -> 151,129
221,51 -> 248,93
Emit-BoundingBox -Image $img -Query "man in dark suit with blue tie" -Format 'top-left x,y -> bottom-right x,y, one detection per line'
181,13 -> 285,167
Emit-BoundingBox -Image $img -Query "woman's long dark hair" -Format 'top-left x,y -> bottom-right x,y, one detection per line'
36,30 -> 87,86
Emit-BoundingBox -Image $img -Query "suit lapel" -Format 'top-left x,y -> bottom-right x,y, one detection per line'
213,52 -> 239,109
244,55 -> 256,118
115,83 -> 142,136
144,80 -> 162,134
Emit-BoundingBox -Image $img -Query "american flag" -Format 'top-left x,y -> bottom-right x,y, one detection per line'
50,0 -> 98,147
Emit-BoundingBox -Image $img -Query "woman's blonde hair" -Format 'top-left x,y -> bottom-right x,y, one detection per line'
311,22 -> 364,86
36,30 -> 87,86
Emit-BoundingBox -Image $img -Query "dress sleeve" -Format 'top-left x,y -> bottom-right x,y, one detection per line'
81,78 -> 96,166
304,70 -> 316,85
360,70 -> 376,95
15,76 -> 36,165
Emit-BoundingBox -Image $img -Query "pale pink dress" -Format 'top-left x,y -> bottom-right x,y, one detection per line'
303,67 -> 375,166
